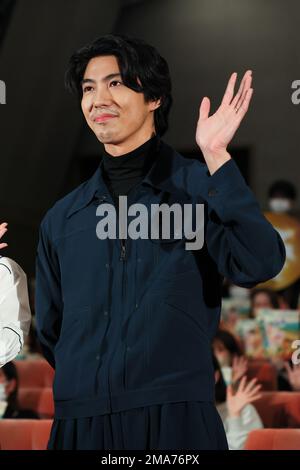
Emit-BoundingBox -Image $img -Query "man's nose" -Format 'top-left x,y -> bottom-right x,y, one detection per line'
93,85 -> 114,107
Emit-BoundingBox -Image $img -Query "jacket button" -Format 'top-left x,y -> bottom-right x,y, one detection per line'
96,355 -> 100,360
208,188 -> 218,197
105,263 -> 110,269
98,195 -> 108,203
137,258 -> 141,263
126,346 -> 131,352
103,311 -> 108,316
135,303 -> 139,309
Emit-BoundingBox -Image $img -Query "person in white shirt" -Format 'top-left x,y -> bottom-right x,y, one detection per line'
0,222 -> 31,367
213,354 -> 263,450
0,223 -> 8,250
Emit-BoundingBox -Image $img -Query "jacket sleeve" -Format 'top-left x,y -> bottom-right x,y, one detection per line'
197,158 -> 286,288
0,258 -> 31,366
225,403 -> 263,450
35,215 -> 63,369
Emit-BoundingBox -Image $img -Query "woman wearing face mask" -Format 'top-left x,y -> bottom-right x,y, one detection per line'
213,329 -> 248,386
268,180 -> 297,215
213,354 -> 263,450
0,361 -> 39,419
0,222 -> 31,367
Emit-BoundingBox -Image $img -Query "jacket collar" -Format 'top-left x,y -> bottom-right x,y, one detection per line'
66,138 -> 189,218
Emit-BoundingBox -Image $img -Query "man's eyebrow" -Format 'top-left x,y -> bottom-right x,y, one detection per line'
81,73 -> 122,86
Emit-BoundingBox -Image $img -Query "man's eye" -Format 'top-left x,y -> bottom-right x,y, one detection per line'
110,80 -> 122,87
83,86 -> 93,93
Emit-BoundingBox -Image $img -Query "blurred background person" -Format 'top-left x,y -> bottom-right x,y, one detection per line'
249,287 -> 281,319
213,329 -> 248,385
213,354 -> 263,450
0,223 -> 32,367
268,180 -> 297,216
283,362 -> 300,392
0,361 -> 39,419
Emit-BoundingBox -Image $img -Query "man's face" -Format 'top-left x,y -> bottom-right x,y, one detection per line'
81,55 -> 160,151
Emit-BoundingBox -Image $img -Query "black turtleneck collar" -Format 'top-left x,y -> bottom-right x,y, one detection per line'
101,134 -> 160,198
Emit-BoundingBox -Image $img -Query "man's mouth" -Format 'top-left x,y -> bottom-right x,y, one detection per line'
94,114 -> 118,123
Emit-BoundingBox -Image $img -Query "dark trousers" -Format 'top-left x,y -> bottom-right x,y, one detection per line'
48,401 -> 228,450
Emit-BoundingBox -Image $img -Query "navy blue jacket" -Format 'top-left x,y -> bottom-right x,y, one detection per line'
35,139 -> 286,419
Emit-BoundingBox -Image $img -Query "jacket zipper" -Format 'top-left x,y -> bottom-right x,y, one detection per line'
120,238 -> 128,388
120,239 -> 127,261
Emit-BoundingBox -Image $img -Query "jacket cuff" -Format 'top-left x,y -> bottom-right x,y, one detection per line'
197,158 -> 255,222
202,158 -> 246,196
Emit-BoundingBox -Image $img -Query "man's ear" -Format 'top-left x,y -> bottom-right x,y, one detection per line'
150,97 -> 162,111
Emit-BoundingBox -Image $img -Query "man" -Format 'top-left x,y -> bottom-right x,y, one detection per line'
35,34 -> 285,450
0,223 -> 31,367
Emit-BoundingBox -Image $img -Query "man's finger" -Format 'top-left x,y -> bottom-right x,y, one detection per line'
222,87 -> 253,138
198,96 -> 211,121
221,72 -> 237,106
234,73 -> 252,112
237,88 -> 253,116
231,70 -> 252,109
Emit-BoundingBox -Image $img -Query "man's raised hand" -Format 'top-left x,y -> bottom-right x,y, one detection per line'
196,70 -> 253,175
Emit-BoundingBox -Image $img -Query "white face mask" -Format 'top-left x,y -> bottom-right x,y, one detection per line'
221,366 -> 233,386
269,198 -> 291,213
0,383 -> 7,402
215,353 -> 231,367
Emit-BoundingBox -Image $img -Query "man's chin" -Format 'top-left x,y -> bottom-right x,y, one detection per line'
95,131 -> 123,145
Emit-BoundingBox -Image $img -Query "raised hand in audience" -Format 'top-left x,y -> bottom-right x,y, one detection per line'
232,355 -> 248,384
284,362 -> 300,391
226,376 -> 262,417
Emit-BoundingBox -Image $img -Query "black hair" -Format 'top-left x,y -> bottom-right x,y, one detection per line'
212,353 -> 227,404
249,288 -> 280,318
268,180 -> 297,200
2,361 -> 19,409
214,329 -> 243,357
65,33 -> 173,137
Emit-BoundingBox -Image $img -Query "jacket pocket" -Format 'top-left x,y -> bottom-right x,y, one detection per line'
145,293 -> 208,381
163,295 -> 206,337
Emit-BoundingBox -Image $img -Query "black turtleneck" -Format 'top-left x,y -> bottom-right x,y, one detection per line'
101,134 -> 160,205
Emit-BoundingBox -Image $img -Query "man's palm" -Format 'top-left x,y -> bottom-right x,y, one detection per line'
196,70 -> 253,155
